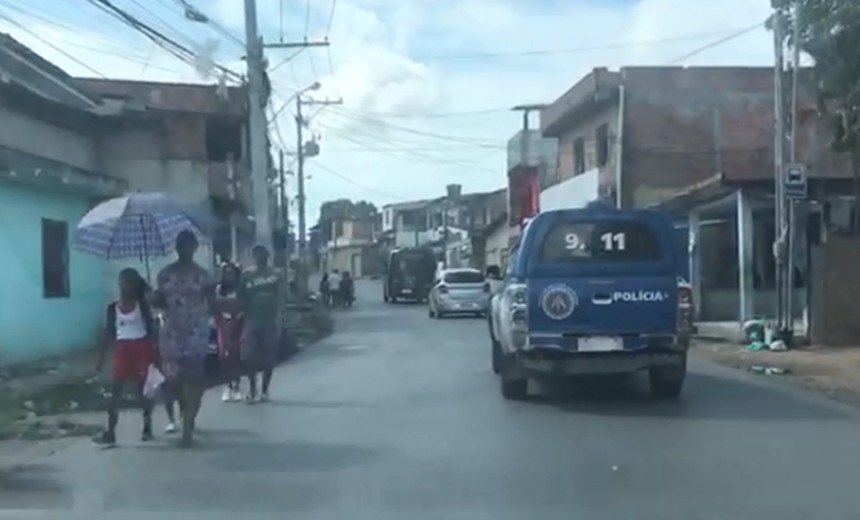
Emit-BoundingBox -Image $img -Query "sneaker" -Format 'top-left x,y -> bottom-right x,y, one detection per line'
165,422 -> 177,434
244,393 -> 257,404
230,389 -> 243,402
141,429 -> 154,442
92,430 -> 116,449
221,388 -> 232,402
259,392 -> 270,402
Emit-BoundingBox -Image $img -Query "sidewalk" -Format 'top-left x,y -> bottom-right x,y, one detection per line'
695,341 -> 860,407
0,348 -> 110,447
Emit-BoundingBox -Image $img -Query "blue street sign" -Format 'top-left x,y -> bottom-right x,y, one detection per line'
784,163 -> 807,199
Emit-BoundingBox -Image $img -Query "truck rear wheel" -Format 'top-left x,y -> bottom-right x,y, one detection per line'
649,355 -> 686,399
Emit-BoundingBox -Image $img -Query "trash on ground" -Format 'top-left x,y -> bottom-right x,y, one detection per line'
749,365 -> 790,375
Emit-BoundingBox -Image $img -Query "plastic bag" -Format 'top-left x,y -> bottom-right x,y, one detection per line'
143,364 -> 166,399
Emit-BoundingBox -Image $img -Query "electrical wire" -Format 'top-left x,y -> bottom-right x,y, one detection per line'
302,0 -> 321,86
313,119 -> 500,173
164,0 -> 245,47
323,0 -> 341,97
311,161 -> 407,200
414,26 -> 768,61
0,9 -> 107,78
0,2 -> 190,75
328,107 -> 504,147
344,107 -> 511,118
666,21 -> 766,64
85,0 -> 242,82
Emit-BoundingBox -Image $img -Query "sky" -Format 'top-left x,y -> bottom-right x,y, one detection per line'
0,0 -> 776,224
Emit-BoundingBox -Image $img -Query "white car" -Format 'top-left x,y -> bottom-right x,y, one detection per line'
428,268 -> 490,318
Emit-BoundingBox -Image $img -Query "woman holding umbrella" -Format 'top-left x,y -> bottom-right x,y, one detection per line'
152,230 -> 214,447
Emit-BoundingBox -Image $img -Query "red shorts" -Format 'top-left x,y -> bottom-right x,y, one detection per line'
112,338 -> 156,381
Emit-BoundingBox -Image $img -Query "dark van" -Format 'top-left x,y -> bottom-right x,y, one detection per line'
383,247 -> 436,302
488,204 -> 688,400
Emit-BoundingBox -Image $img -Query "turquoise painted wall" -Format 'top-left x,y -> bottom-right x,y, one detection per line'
0,180 -> 105,364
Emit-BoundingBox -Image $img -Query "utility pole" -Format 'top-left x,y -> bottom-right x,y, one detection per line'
295,96 -> 343,292
784,0 -> 802,337
226,153 -> 238,262
772,11 -> 788,333
243,0 -> 329,252
278,149 -> 288,271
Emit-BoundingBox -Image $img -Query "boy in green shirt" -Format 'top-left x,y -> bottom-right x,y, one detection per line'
238,244 -> 284,402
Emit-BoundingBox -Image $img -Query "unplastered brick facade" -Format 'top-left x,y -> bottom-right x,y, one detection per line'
542,66 -> 852,209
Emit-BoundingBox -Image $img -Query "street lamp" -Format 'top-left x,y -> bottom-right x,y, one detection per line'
270,81 -> 322,121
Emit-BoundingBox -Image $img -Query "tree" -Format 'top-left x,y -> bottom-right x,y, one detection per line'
771,0 -> 860,227
316,199 -> 378,242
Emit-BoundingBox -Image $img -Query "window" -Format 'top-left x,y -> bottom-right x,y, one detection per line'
573,138 -> 585,174
540,220 -> 664,263
443,270 -> 484,284
42,218 -> 70,298
505,247 -> 518,278
596,124 -> 609,167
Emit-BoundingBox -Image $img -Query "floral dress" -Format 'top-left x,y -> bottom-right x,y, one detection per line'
157,264 -> 212,380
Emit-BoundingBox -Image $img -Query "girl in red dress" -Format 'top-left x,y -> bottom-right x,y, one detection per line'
93,268 -> 157,448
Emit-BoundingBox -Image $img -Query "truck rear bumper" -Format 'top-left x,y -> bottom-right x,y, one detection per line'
510,343 -> 686,377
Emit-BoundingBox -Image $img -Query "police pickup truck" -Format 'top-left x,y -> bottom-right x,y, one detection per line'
488,204 -> 688,400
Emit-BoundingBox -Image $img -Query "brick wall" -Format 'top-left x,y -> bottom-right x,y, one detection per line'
621,66 -> 851,208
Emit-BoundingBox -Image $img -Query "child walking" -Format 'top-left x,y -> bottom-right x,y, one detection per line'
93,268 -> 158,448
215,262 -> 245,402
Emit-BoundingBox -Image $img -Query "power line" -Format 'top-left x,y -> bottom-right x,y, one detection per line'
325,0 -> 337,35
415,26 -> 766,61
0,9 -> 107,78
85,0 -> 242,82
165,0 -> 245,47
313,119 -> 500,173
345,107 -> 511,118
311,161 -> 407,200
666,21 -> 766,64
329,107 -> 503,147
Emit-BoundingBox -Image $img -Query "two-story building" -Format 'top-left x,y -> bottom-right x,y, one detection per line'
381,199 -> 434,248
0,33 -> 254,364
76,78 -> 254,269
323,218 -> 375,277
539,66 -> 854,331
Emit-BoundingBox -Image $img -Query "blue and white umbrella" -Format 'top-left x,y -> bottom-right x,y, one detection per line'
75,192 -> 214,261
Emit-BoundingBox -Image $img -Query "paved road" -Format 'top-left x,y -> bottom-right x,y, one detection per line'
5,279 -> 860,519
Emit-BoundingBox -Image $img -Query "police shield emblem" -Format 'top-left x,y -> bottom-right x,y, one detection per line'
540,284 -> 578,320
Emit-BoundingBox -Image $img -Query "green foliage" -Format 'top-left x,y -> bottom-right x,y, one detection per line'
771,0 -> 860,152
316,199 -> 378,241
318,199 -> 377,222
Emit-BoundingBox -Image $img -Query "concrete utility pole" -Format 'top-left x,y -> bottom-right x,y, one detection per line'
278,148 -> 289,270
226,153 -> 239,262
772,12 -> 787,331
784,0 -> 802,336
243,0 -> 329,252
295,96 -> 342,291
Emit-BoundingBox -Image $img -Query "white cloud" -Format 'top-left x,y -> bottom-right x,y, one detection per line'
0,0 -> 775,221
